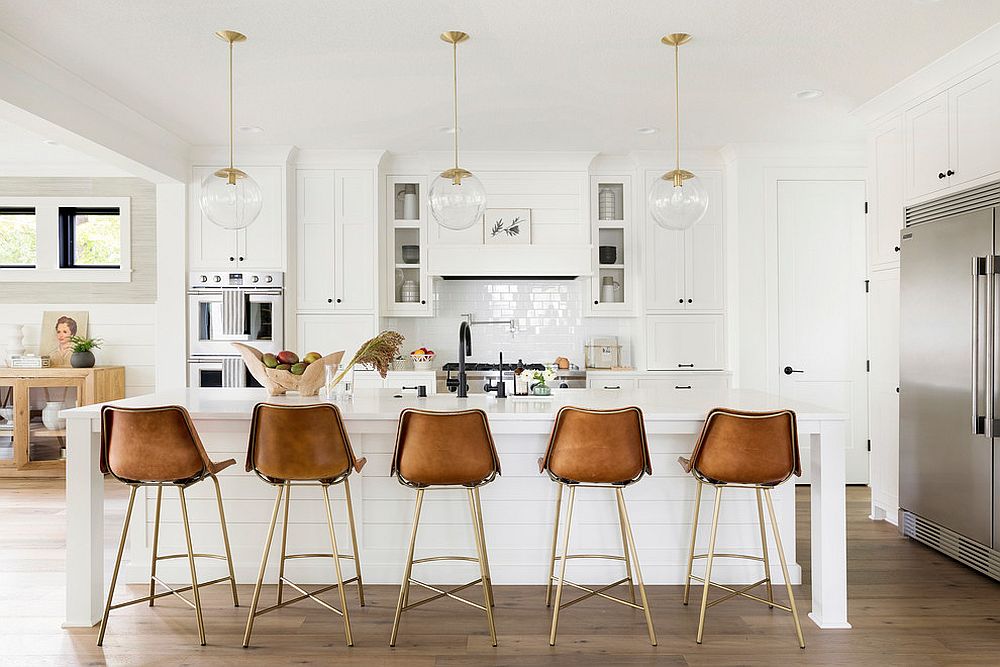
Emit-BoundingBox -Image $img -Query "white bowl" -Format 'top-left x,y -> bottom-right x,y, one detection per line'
411,353 -> 435,370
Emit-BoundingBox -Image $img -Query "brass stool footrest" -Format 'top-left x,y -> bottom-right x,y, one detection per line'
153,552 -> 230,562
282,552 -> 357,561
549,576 -> 641,611
252,576 -> 360,618
688,575 -> 792,612
553,553 -> 626,562
111,575 -> 234,611
691,552 -> 765,562
403,577 -> 486,612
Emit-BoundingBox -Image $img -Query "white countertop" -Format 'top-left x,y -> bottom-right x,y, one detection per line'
62,387 -> 844,422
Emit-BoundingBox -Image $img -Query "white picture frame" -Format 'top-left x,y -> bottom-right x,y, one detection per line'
484,208 -> 530,245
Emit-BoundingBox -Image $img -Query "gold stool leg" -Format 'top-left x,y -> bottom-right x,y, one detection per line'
97,485 -> 137,646
615,487 -> 637,605
322,484 -> 354,646
548,484 -> 576,646
682,480 -> 703,605
243,485 -> 284,648
473,487 -> 495,609
616,488 -> 657,646
468,489 -> 498,646
344,478 -> 365,607
178,486 -> 206,646
764,489 -> 805,648
696,485 -> 724,645
277,481 -> 291,605
755,487 -> 774,609
212,474 -> 239,607
148,485 -> 163,607
390,488 -> 424,647
544,483 -> 563,607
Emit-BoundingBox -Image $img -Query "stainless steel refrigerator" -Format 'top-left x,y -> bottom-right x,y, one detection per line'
900,182 -> 1000,579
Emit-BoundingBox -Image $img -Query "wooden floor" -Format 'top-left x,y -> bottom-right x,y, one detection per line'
2,482 -> 999,667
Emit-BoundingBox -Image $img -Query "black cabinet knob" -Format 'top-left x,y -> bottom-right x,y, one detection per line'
783,366 -> 804,375
336,298 -> 342,303
420,300 -> 426,305
938,172 -> 947,179
947,169 -> 955,176
894,246 -> 900,252
239,256 -> 244,261
687,298 -> 693,303
229,256 -> 235,261
594,300 -> 599,305
678,298 -> 683,303
327,298 -> 333,303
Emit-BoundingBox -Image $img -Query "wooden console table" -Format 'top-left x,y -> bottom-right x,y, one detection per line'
0,366 -> 124,477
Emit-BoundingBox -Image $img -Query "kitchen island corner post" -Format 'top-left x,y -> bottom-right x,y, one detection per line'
63,415 -> 104,628
808,418 -> 851,629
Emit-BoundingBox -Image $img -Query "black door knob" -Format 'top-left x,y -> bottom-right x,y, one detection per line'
938,172 -> 947,179
783,366 -> 804,375
894,246 -> 900,252
947,169 -> 955,176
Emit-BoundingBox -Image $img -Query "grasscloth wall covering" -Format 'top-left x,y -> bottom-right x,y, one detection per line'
0,177 -> 156,303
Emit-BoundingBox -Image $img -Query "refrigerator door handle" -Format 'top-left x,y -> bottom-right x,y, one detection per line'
974,257 -> 986,434
987,255 -> 996,438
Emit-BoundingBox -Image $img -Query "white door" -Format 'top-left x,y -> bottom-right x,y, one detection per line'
189,166 -> 240,269
777,180 -> 869,484
868,268 -> 900,519
904,91 -> 950,201
685,173 -> 724,310
239,166 -> 286,270
333,170 -> 375,311
645,314 -> 725,370
869,116 -> 904,268
297,170 -> 336,311
297,313 -> 376,360
949,61 -> 1000,189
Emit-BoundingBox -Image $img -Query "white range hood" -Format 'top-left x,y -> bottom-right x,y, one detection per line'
426,244 -> 593,278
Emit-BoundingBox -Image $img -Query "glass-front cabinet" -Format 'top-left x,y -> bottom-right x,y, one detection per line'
385,175 -> 431,316
588,176 -> 633,315
0,366 -> 124,477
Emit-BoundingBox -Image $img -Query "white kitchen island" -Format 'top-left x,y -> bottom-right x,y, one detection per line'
61,387 -> 850,632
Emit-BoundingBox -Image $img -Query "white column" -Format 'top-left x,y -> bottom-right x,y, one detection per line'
808,419 -> 851,629
63,416 -> 104,627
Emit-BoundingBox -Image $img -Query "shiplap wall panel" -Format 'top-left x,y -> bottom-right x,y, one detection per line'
0,177 -> 156,303
0,304 -> 155,396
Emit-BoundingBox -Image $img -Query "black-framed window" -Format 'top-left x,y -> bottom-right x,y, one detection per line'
58,207 -> 122,269
0,207 -> 37,268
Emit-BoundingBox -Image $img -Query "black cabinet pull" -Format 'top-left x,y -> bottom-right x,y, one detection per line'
603,385 -> 621,390
327,298 -> 333,303
674,385 -> 692,390
336,298 -> 342,303
938,172 -> 947,179
783,366 -> 804,375
677,363 -> 695,368
947,169 -> 955,176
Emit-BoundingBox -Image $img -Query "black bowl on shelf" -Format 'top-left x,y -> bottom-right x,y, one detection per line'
599,245 -> 617,265
401,245 -> 420,264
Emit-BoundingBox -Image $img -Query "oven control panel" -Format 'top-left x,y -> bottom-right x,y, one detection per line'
189,271 -> 283,289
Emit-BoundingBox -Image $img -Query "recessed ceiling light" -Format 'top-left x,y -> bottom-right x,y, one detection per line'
794,89 -> 824,100
439,126 -> 461,134
238,125 -> 264,133
42,139 -> 60,146
636,127 -> 658,135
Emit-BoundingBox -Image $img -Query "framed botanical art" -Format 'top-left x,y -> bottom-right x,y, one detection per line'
484,208 -> 530,245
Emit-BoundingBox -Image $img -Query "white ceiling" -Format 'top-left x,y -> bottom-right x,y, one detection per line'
0,117 -> 131,175
1,0 -> 999,154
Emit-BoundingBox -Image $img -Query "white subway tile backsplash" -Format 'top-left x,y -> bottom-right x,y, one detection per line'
384,279 -> 635,368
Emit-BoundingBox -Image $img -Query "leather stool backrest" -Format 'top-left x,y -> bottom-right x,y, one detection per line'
685,408 -> 801,485
391,409 -> 500,487
246,403 -> 359,483
101,405 -> 208,484
542,406 -> 652,485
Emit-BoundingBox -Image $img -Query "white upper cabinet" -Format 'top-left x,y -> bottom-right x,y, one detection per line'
645,171 -> 723,311
189,164 -> 286,270
904,91 -> 950,201
903,61 -> 1000,203
950,61 -> 1000,190
645,314 -> 725,370
296,169 -> 376,313
869,116 -> 904,268
384,176 -> 431,316
587,176 -> 634,316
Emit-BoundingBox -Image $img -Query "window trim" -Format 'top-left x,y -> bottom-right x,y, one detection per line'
58,206 -> 123,269
0,196 -> 131,283
0,206 -> 38,269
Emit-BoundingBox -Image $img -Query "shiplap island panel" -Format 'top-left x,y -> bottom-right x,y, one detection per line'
61,387 -> 849,631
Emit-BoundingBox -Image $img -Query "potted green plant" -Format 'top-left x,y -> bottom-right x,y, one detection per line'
69,335 -> 103,368
527,368 -> 558,396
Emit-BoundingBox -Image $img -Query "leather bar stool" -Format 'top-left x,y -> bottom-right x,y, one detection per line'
540,406 -> 657,647
242,403 -> 366,647
679,407 -> 805,648
389,408 -> 501,647
97,405 -> 239,647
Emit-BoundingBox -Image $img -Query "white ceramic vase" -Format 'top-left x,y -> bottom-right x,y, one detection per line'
42,401 -> 65,431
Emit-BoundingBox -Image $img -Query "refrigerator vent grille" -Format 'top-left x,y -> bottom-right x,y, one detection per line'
905,180 -> 1000,227
901,511 -> 1000,581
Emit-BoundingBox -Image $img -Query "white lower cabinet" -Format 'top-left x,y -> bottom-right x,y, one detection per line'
586,377 -> 638,390
296,314 -> 376,361
637,374 -> 730,393
645,314 -> 725,370
868,268 -> 900,522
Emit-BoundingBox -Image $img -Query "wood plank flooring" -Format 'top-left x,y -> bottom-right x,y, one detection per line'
1,480 -> 999,665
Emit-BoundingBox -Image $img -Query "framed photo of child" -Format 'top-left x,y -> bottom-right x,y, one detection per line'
40,311 -> 89,367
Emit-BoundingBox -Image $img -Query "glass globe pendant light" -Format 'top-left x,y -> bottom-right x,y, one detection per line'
648,33 -> 709,231
200,30 -> 262,230
428,31 -> 487,231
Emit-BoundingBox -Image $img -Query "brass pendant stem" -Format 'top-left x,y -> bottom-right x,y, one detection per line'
229,38 -> 234,172
674,41 -> 680,175
453,39 -> 459,171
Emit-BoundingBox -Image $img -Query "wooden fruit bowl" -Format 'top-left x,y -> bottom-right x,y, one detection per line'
232,343 -> 345,397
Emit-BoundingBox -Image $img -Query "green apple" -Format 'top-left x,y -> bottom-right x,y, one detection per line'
262,353 -> 279,368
